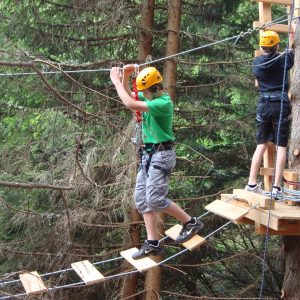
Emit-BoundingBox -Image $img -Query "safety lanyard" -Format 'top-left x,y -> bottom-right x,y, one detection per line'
132,65 -> 142,123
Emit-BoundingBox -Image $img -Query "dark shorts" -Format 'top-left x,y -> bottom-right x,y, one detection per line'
256,92 -> 291,147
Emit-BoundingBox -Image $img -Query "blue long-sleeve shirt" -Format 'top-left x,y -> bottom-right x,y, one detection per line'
252,50 -> 294,93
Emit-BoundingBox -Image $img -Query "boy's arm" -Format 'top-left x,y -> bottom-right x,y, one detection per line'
110,67 -> 149,112
122,64 -> 135,97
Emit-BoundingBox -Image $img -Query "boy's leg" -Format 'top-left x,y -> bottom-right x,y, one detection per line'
248,143 -> 267,185
132,211 -> 164,259
163,201 -> 190,223
274,146 -> 286,187
164,201 -> 204,243
143,211 -> 160,240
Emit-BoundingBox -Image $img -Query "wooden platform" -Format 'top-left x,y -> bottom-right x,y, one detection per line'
19,271 -> 47,295
232,189 -> 274,209
120,248 -> 158,272
165,224 -> 206,250
210,190 -> 300,236
253,22 -> 289,32
71,260 -> 105,285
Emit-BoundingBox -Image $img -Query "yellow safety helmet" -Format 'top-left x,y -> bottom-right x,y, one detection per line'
136,67 -> 163,91
259,31 -> 280,47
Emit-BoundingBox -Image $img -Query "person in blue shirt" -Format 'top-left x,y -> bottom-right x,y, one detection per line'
245,31 -> 294,198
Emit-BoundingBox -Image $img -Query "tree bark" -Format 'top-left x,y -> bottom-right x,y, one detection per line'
163,0 -> 182,101
138,0 -> 155,63
121,1 -> 155,299
281,11 -> 300,300
144,212 -> 164,300
143,2 -> 182,299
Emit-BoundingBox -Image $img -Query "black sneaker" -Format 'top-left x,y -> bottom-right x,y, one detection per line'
132,240 -> 164,260
175,218 -> 204,243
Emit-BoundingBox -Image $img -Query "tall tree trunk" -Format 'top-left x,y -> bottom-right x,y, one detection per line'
281,11 -> 300,300
144,212 -> 164,300
121,1 -> 155,299
163,0 -> 182,101
138,0 -> 155,63
143,2 -> 182,299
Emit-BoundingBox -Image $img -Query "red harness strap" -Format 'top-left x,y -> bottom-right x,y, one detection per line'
283,177 -> 300,187
132,78 -> 142,123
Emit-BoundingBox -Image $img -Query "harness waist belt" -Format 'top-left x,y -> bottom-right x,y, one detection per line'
259,93 -> 289,103
143,141 -> 174,153
259,92 -> 288,100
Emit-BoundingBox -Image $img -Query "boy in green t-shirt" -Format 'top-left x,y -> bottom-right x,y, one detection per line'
110,65 -> 204,259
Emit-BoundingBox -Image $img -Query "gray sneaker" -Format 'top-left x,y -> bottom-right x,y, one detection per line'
245,183 -> 266,195
132,240 -> 164,260
175,218 -> 204,244
271,186 -> 283,199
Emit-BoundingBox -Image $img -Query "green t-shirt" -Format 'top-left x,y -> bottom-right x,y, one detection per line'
138,92 -> 175,144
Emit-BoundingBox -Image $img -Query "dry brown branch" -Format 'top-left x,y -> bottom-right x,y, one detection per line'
178,58 -> 253,66
160,291 -> 276,300
171,187 -> 232,202
0,247 -> 121,259
52,33 -> 136,44
77,220 -> 144,228
59,190 -> 72,240
32,64 -> 90,117
34,59 -> 123,105
121,289 -> 146,300
0,180 -> 73,190
0,60 -> 33,67
0,196 -> 41,216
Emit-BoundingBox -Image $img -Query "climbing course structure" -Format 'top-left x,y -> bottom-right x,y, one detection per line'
0,1 -> 300,299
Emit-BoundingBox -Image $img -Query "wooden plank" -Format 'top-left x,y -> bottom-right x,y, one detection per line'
259,2 -> 272,22
270,208 -> 300,219
253,22 -> 290,33
295,0 -> 300,17
283,171 -> 298,206
284,170 -> 298,190
205,200 -> 249,221
220,194 -> 236,201
165,224 -> 206,251
263,143 -> 275,192
120,248 -> 158,272
235,217 -> 255,225
233,189 -> 275,210
253,0 -> 292,5
255,221 -> 300,236
225,198 -> 280,230
260,167 -> 274,176
19,271 -> 47,295
259,168 -> 295,176
71,260 -> 105,285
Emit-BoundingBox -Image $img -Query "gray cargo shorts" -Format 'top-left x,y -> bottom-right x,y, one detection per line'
134,149 -> 176,214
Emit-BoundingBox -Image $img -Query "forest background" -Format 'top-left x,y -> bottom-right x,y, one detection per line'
0,0 -> 290,299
